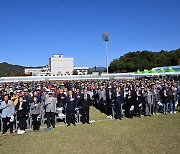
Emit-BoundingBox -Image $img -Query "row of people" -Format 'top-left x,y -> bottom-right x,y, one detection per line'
0,89 -> 91,134
0,79 -> 179,134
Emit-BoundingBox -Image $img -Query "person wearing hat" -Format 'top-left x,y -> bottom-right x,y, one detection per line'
0,94 -> 15,134
45,91 -> 57,130
41,89 -> 50,103
24,88 -> 31,101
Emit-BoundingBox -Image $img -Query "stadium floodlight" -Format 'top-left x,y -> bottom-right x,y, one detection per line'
102,33 -> 109,74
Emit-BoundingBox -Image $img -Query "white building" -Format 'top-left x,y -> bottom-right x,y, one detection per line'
25,54 -> 88,76
74,67 -> 89,75
50,54 -> 74,75
25,66 -> 50,76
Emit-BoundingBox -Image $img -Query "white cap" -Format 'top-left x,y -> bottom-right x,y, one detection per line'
45,89 -> 50,92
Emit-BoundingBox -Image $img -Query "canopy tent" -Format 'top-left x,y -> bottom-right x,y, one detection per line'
135,70 -> 142,74
166,67 -> 175,72
149,68 -> 158,73
142,69 -> 149,74
158,69 -> 165,73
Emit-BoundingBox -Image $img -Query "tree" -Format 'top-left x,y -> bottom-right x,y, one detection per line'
109,48 -> 180,73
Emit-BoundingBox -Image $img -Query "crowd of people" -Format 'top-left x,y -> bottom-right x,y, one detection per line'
0,78 -> 179,135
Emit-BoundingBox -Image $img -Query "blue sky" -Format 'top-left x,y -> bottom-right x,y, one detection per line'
0,0 -> 179,68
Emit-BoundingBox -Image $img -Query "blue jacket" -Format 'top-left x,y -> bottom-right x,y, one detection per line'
113,91 -> 124,105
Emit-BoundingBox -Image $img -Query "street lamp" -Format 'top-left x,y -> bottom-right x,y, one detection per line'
102,33 -> 109,74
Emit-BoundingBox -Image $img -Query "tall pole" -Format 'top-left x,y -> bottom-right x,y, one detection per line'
102,32 -> 109,75
106,41 -> 108,74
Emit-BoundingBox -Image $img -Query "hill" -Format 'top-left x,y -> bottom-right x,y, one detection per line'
109,48 -> 180,73
0,62 -> 25,77
0,62 -> 43,77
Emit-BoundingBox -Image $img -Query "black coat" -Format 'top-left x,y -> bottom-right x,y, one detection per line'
57,93 -> 66,107
80,94 -> 91,109
125,94 -> 133,106
65,94 -> 77,110
161,93 -> 168,104
15,102 -> 28,118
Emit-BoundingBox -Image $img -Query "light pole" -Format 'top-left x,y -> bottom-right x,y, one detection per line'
102,33 -> 109,74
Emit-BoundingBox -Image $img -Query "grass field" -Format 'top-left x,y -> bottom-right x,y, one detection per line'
0,107 -> 180,154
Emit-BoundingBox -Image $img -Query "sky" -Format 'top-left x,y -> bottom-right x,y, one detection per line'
0,0 -> 179,68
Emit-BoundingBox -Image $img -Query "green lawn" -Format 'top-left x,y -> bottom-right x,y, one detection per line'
0,107 -> 180,154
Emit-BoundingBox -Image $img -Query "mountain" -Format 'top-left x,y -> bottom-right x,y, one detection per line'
0,62 -> 44,77
0,62 -> 25,77
109,48 -> 180,73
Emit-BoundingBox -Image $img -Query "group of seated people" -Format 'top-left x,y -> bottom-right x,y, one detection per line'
0,78 -> 179,135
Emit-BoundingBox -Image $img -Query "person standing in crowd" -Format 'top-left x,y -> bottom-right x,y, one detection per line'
41,89 -> 50,105
106,86 -> 113,115
36,89 -> 42,103
65,90 -> 77,126
57,89 -> 66,108
74,88 -> 81,107
24,89 -> 31,102
133,86 -> 142,118
161,89 -> 169,114
170,85 -> 178,114
92,88 -> 99,107
168,86 -> 174,114
16,96 -> 28,135
11,90 -> 19,106
144,87 -> 153,116
125,89 -> 133,119
30,96 -> 41,131
113,87 -> 123,120
168,85 -> 177,114
151,85 -> 160,115
45,91 -> 57,130
63,88 -> 68,97
0,94 -> 15,134
98,86 -> 106,111
30,90 -> 40,103
80,89 -> 91,124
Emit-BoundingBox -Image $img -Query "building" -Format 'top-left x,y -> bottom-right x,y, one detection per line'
25,54 -> 88,76
50,54 -> 74,75
74,67 -> 89,75
25,66 -> 50,76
